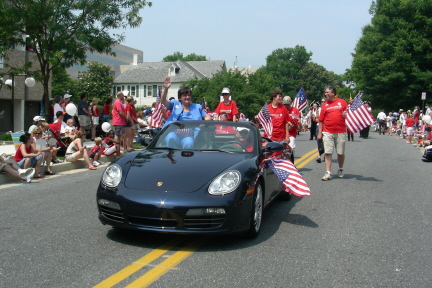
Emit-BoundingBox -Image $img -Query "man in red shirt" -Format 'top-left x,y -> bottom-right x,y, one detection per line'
317,86 -> 348,181
215,87 -> 239,122
265,90 -> 291,144
283,96 -> 300,162
111,91 -> 127,153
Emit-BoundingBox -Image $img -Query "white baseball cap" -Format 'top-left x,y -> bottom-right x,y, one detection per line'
221,87 -> 230,94
33,116 -> 45,121
236,127 -> 250,132
64,94 -> 72,99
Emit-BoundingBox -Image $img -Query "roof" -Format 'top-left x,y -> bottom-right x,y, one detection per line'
114,60 -> 226,84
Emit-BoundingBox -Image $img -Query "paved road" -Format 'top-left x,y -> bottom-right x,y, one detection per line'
1,131 -> 430,288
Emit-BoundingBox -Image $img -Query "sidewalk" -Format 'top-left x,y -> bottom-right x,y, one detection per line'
0,140 -> 130,185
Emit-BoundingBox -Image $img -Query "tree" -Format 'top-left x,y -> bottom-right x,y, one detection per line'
51,66 -> 75,99
264,45 -> 312,95
162,52 -> 208,62
75,62 -> 114,103
297,62 -> 345,103
351,0 -> 432,111
0,0 -> 152,116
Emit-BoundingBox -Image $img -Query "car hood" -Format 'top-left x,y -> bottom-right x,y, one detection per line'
124,149 -> 254,192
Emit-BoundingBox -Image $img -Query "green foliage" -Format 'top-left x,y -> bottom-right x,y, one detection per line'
51,66 -> 76,99
162,52 -> 208,62
297,62 -> 346,103
75,62 -> 114,103
0,0 -> 152,114
1,134 -> 12,141
351,0 -> 432,111
264,45 -> 312,95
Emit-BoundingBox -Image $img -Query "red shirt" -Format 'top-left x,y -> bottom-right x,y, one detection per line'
112,99 -> 126,126
413,111 -> 420,123
319,98 -> 348,133
406,118 -> 414,127
14,144 -> 31,162
285,105 -> 300,138
91,105 -> 100,117
215,101 -> 239,121
266,103 -> 291,141
215,125 -> 235,134
103,104 -> 110,115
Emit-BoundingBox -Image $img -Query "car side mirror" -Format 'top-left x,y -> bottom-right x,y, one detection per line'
263,142 -> 284,153
141,138 -> 152,147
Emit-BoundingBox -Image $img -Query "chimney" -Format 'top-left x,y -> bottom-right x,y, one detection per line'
132,54 -> 138,65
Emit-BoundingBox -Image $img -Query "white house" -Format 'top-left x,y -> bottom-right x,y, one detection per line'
113,60 -> 226,107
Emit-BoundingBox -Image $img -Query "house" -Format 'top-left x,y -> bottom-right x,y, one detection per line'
113,60 -> 226,107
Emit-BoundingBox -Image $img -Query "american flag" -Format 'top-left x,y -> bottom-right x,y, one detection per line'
266,158 -> 311,197
292,87 -> 307,112
257,103 -> 272,138
150,88 -> 163,128
345,93 -> 374,133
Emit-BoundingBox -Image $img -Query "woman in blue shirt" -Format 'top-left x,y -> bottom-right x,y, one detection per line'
160,77 -> 212,148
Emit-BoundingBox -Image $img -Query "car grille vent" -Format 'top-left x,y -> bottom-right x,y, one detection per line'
128,216 -> 177,229
100,206 -> 124,222
183,215 -> 225,229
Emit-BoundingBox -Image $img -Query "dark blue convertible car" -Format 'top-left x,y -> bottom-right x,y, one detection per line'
97,120 -> 291,238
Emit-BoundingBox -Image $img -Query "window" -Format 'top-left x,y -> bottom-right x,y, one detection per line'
147,85 -> 152,97
131,86 -> 136,97
169,66 -> 174,75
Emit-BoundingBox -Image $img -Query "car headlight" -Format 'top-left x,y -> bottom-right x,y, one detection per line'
208,170 -> 241,195
102,164 -> 122,188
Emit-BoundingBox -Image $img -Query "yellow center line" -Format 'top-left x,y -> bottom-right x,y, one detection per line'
294,148 -> 318,168
93,236 -> 184,288
124,237 -> 208,288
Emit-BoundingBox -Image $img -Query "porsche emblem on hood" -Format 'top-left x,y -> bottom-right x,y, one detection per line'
157,182 -> 163,187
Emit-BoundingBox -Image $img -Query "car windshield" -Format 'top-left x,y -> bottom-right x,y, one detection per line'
148,121 -> 259,154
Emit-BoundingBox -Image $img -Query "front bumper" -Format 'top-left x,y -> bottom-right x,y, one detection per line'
96,184 -> 253,235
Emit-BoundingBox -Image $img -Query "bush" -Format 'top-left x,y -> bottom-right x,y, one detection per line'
0,134 -> 12,141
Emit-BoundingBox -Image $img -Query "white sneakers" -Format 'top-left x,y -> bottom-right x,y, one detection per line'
322,171 -> 332,181
322,169 -> 344,181
20,168 -> 35,183
93,160 -> 105,167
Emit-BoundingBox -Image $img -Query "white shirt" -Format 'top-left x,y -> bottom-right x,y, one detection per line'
377,112 -> 386,121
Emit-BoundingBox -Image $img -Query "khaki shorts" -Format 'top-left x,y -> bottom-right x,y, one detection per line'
323,132 -> 346,155
78,115 -> 91,127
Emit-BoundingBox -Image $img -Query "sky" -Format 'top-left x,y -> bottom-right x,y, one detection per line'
115,0 -> 373,75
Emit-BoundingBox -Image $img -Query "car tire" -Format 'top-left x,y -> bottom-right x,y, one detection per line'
244,182 -> 263,239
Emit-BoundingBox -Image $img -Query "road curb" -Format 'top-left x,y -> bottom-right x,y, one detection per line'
1,154 -> 119,185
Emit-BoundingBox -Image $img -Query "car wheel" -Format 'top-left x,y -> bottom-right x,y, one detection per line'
244,182 -> 263,238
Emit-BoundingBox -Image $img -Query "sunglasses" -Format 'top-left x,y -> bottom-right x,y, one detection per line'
239,130 -> 249,135
34,133 -> 41,135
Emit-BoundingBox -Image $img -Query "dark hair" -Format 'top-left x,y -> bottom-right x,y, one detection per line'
270,90 -> 283,101
19,132 -> 31,144
105,97 -> 113,105
324,86 -> 337,95
54,95 -> 62,103
220,112 -> 228,118
56,111 -> 64,117
80,93 -> 87,100
178,87 -> 192,99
